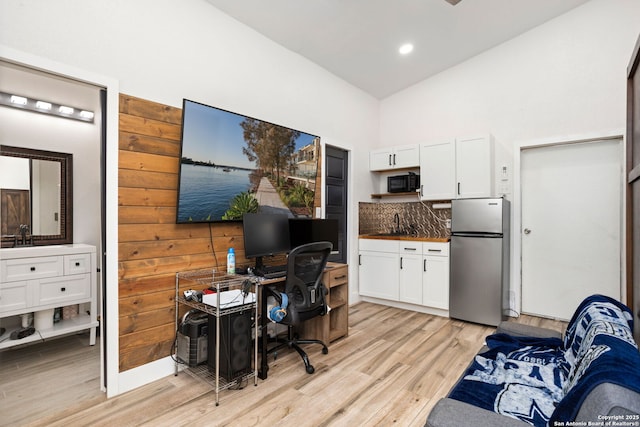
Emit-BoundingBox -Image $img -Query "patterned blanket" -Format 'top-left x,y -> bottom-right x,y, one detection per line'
448,294 -> 640,427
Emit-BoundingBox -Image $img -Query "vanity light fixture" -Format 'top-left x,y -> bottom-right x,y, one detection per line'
10,95 -> 27,105
35,100 -> 52,110
0,91 -> 94,123
80,110 -> 94,120
58,105 -> 74,115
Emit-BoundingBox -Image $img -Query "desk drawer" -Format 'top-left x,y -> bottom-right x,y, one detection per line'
0,281 -> 30,314
64,253 -> 91,275
1,256 -> 64,282
326,266 -> 348,287
37,274 -> 90,307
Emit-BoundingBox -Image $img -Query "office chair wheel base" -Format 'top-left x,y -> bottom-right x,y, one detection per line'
306,364 -> 315,374
322,346 -> 328,355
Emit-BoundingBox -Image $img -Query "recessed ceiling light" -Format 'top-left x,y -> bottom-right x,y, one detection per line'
399,43 -> 414,55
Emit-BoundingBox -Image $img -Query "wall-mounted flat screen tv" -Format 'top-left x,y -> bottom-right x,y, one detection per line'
176,99 -> 320,223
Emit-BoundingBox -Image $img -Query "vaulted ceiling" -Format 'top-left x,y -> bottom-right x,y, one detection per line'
206,0 -> 590,99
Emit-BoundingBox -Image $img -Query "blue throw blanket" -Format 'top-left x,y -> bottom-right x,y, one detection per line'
448,294 -> 640,427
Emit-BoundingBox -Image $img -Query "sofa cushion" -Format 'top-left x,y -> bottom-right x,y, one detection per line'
550,294 -> 640,424
447,294 -> 640,427
448,333 -> 567,427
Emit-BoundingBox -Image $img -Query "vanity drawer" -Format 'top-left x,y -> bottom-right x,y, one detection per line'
1,256 -> 64,282
0,281 -> 30,314
64,253 -> 91,275
37,274 -> 90,307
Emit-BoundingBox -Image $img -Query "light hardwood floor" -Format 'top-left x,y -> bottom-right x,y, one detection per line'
1,303 -> 566,427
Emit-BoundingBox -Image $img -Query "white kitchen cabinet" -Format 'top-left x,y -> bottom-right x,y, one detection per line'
358,239 -> 399,301
399,242 -> 423,305
422,242 -> 449,310
419,139 -> 456,200
419,135 -> 494,200
370,144 -> 419,171
455,135 -> 494,198
359,239 -> 450,313
0,244 -> 99,350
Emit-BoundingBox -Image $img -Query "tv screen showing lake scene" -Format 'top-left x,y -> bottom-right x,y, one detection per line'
176,99 -> 320,223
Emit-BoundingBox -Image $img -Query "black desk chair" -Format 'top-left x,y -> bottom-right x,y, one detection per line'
267,241 -> 332,374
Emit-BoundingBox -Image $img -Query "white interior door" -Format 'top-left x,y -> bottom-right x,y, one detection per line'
521,139 -> 622,320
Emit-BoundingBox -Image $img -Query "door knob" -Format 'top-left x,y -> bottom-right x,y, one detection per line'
524,228 -> 531,234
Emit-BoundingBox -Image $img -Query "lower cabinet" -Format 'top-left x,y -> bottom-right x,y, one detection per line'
359,238 -> 449,312
358,239 -> 399,301
422,242 -> 449,310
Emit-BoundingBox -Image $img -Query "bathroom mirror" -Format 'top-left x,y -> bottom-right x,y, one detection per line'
0,145 -> 73,247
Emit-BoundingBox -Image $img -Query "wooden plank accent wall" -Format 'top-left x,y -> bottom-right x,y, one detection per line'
118,94 -> 322,371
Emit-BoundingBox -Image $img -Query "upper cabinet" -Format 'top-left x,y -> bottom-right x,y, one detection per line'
369,144 -> 420,171
419,139 -> 456,200
455,135 -> 494,199
419,135 -> 494,200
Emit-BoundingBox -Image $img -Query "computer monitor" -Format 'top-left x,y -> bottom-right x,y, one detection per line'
242,213 -> 291,270
289,218 -> 339,253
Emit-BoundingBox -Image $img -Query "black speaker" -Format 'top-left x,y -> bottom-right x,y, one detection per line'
207,310 -> 252,381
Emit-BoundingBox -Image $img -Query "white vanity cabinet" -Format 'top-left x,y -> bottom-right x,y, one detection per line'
0,244 -> 98,350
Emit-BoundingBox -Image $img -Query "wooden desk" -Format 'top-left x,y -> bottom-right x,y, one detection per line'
257,262 -> 348,379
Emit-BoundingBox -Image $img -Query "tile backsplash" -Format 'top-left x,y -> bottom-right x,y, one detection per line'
359,201 -> 451,239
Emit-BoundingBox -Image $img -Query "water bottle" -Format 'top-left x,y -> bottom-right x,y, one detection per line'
227,247 -> 235,274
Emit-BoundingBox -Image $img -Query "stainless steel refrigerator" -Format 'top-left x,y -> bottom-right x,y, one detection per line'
449,197 -> 510,326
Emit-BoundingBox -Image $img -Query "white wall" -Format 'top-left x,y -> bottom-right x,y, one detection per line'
380,0 -> 639,147
0,0 -> 378,395
379,0 -> 640,313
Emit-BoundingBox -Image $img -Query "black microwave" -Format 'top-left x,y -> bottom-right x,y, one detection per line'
387,173 -> 420,193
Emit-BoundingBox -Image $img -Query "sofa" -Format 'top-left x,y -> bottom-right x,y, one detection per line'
426,294 -> 640,427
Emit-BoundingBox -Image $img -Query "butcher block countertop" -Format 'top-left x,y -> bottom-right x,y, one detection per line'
359,234 -> 450,243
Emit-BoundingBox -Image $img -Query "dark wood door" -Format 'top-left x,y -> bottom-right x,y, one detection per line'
325,145 -> 348,264
627,33 -> 640,341
1,189 -> 30,236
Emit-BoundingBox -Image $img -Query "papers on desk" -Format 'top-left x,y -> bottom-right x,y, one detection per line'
202,289 -> 256,308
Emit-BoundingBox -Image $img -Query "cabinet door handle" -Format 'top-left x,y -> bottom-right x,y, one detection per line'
61,287 -> 66,292
427,249 -> 442,253
400,257 -> 403,269
403,247 -> 417,251
388,154 -> 392,166
30,266 -> 36,271
393,154 -> 396,165
359,254 -> 361,265
334,275 -> 346,280
75,262 -> 80,267
424,259 -> 427,272
457,182 -> 461,195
